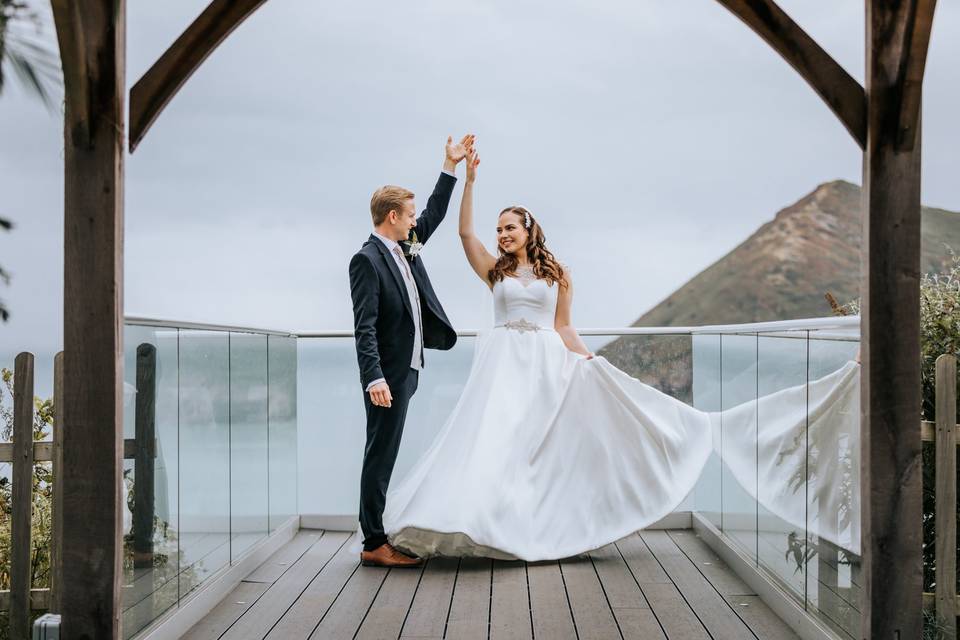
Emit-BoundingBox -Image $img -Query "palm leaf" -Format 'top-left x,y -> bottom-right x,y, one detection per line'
0,213 -> 9,321
0,0 -> 61,107
6,43 -> 56,107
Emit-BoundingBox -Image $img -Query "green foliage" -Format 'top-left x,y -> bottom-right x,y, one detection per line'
924,608 -> 953,640
0,365 -> 196,638
842,253 -> 960,422
0,367 -> 53,593
920,252 -> 960,591
846,255 -> 960,597
918,256 -> 960,421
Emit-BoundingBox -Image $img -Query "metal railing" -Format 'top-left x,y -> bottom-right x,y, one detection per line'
127,314 -> 861,340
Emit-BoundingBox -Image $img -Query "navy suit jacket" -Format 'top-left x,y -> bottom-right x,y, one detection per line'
348,172 -> 458,390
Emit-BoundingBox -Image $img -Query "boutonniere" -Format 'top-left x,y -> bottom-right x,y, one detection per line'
401,231 -> 423,260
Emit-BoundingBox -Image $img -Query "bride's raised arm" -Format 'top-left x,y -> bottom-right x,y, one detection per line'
555,268 -> 594,358
458,150 -> 497,284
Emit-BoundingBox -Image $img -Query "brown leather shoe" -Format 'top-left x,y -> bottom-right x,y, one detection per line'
360,542 -> 423,567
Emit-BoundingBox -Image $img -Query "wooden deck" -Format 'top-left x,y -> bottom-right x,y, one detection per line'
183,528 -> 801,640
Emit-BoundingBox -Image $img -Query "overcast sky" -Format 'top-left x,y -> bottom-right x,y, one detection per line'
1,0 -> 958,368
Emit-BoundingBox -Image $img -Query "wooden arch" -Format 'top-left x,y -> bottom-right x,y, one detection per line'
49,0 -> 939,638
128,0 -> 873,152
128,0 -> 267,152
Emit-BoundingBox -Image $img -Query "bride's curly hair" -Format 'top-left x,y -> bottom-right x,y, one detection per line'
487,206 -> 568,288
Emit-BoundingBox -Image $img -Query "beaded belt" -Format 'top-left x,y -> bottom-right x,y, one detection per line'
497,318 -> 542,334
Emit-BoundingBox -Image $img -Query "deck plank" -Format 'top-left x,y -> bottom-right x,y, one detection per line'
589,544 -> 666,639
666,530 -> 754,596
589,543 -> 650,608
668,531 -> 799,639
615,534 -> 671,584
399,556 -> 459,639
445,557 -> 493,640
725,595 -> 801,640
264,534 -> 361,639
641,583 -> 710,640
490,559 -> 532,640
221,531 -> 349,640
308,560 -> 389,639
354,564 -> 426,640
611,607 -> 667,640
181,581 -> 270,640
186,528 -> 810,640
559,555 -> 621,639
527,561 -> 577,639
640,531 -> 754,640
244,530 -> 323,584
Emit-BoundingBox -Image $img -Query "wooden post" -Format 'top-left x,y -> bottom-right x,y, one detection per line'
51,1 -> 127,637
936,354 -> 957,638
51,351 -> 65,613
10,353 -> 35,640
860,2 -> 928,637
132,344 -> 156,568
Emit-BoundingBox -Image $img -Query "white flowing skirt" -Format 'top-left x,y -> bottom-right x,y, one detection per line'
352,327 -> 861,561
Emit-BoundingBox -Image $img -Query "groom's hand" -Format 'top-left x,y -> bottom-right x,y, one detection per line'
443,134 -> 475,172
369,381 -> 393,408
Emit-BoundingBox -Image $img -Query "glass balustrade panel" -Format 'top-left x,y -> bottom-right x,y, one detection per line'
229,332 -> 270,561
720,333 -> 759,564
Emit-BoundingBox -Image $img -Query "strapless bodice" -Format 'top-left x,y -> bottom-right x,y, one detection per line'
492,275 -> 559,331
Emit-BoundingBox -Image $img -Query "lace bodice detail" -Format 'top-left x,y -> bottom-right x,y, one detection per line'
492,267 -> 558,331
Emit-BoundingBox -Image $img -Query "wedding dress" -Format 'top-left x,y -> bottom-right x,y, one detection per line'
350,266 -> 861,562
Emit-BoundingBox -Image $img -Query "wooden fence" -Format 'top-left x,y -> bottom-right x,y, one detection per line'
921,353 -> 959,638
2,347 -> 156,639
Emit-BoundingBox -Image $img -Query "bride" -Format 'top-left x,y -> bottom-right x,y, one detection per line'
360,148 -> 861,562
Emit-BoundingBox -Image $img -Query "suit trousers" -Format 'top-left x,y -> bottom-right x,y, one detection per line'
360,368 -> 419,551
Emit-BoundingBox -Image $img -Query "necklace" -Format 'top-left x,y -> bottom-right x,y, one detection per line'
514,264 -> 537,287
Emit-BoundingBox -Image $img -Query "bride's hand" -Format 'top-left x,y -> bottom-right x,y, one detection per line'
466,149 -> 480,184
446,133 -> 475,165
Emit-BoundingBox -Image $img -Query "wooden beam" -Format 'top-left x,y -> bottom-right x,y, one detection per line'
714,0 -> 867,149
128,0 -> 269,152
0,588 -> 52,612
925,592 -> 960,613
10,353 -> 35,640
0,441 -> 53,462
51,0 -> 91,146
896,0 -> 937,150
53,0 -> 126,637
860,1 -> 925,637
0,439 -> 151,462
921,420 -> 960,442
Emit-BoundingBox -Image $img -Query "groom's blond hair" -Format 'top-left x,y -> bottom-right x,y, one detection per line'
370,185 -> 415,226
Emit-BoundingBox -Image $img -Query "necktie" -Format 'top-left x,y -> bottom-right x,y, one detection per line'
393,246 -> 412,279
394,246 -> 423,368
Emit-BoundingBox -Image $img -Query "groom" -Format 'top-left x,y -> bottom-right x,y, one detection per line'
348,134 -> 473,567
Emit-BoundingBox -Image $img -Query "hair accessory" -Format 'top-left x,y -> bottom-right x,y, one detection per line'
523,210 -> 532,229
